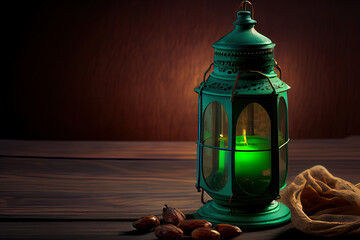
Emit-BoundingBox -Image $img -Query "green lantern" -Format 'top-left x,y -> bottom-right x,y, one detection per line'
194,1 -> 291,229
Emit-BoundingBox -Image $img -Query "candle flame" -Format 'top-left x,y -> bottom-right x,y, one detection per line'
243,129 -> 248,145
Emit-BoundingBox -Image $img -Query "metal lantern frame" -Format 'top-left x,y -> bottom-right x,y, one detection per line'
194,1 -> 291,229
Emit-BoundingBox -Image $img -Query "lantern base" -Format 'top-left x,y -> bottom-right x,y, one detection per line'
194,200 -> 290,230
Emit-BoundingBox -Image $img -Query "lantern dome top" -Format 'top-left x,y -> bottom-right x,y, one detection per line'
195,4 -> 290,97
213,11 -> 274,51
208,9 -> 280,84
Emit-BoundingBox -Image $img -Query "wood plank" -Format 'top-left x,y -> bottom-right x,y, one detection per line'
0,221 -> 292,240
0,158 -> 200,219
1,136 -> 359,159
0,140 -> 196,159
0,139 -> 359,220
0,159 -> 360,219
0,221 -> 358,240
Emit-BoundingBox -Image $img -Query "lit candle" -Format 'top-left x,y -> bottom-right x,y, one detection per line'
218,134 -> 226,173
235,129 -> 271,194
216,130 -> 271,193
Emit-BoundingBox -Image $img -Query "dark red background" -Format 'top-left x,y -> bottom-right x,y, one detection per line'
3,0 -> 360,140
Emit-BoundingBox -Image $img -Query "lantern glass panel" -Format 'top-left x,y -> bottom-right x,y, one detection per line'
279,97 -> 288,188
278,97 -> 287,145
202,101 -> 229,148
202,102 -> 229,191
235,103 -> 271,195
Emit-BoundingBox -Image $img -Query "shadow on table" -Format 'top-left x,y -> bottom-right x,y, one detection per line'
119,230 -> 149,236
276,228 -> 359,240
119,230 -> 192,239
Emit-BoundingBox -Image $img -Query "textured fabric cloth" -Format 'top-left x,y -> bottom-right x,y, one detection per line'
281,165 -> 360,237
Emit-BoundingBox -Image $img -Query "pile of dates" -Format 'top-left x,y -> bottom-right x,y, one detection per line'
133,205 -> 242,240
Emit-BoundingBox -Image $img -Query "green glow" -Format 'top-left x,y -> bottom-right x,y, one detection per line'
216,135 -> 271,194
235,135 -> 271,194
218,139 -> 226,172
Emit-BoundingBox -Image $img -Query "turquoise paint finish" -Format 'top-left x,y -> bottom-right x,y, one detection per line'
213,11 -> 274,50
194,6 -> 291,229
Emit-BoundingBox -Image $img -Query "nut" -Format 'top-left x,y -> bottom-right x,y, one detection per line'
154,224 -> 183,240
177,219 -> 212,234
214,224 -> 242,238
132,215 -> 160,232
192,227 -> 220,240
162,204 -> 186,225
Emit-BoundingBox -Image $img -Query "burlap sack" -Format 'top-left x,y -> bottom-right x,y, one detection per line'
281,165 -> 360,237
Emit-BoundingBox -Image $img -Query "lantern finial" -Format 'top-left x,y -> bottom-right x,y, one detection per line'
238,1 -> 254,19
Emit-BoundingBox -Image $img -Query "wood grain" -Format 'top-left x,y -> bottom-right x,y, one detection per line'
0,138 -> 359,220
0,140 -> 196,159
0,221 -> 356,240
0,158 -> 199,219
0,139 -> 359,239
2,0 -> 360,141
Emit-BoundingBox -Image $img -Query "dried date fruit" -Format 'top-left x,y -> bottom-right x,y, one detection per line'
177,219 -> 212,234
132,215 -> 160,232
154,224 -> 183,240
155,214 -> 164,223
214,224 -> 242,238
162,204 -> 186,225
192,227 -> 220,240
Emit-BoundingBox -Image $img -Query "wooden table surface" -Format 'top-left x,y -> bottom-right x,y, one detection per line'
0,137 -> 359,239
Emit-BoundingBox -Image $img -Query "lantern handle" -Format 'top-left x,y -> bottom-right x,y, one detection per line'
197,63 -> 214,193
238,0 -> 254,19
199,63 -> 214,93
230,70 -> 276,102
274,59 -> 282,79
202,63 -> 214,84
